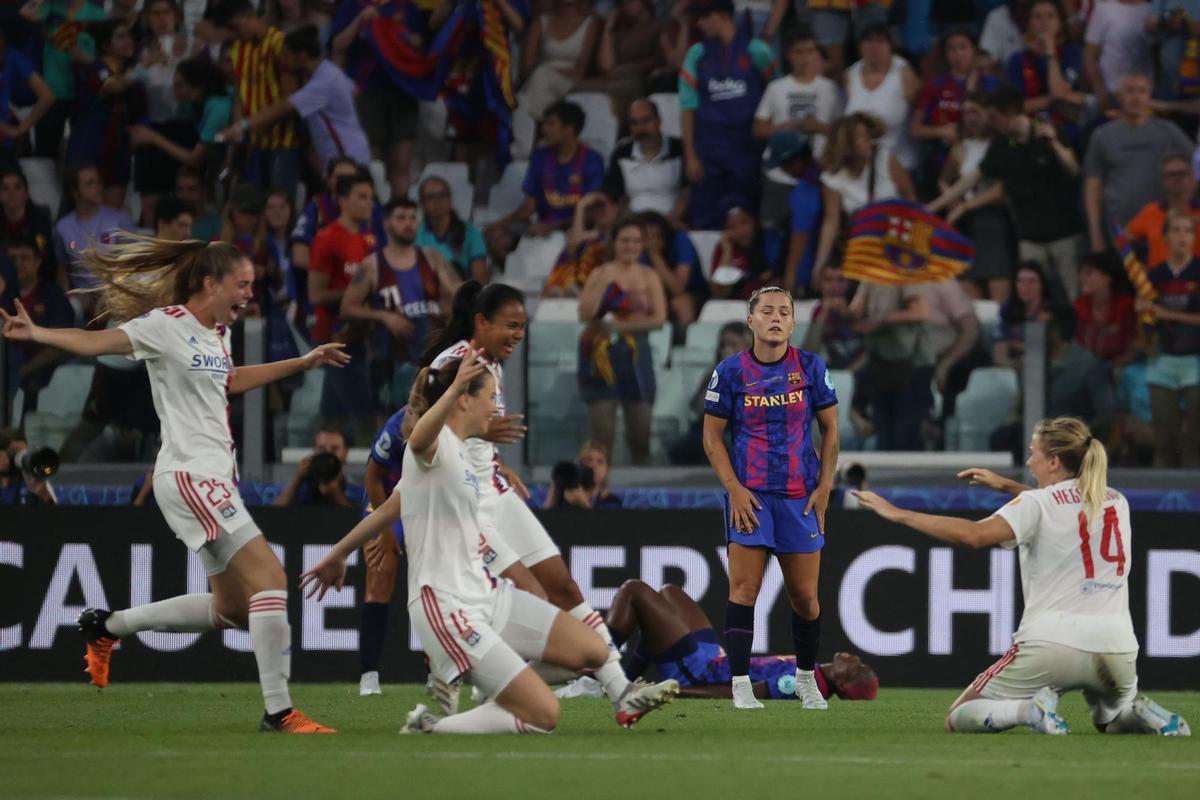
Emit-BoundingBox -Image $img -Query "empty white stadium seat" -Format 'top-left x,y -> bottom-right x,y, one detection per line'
480,159 -> 528,224
973,299 -> 1001,342
533,298 -> 581,321
285,367 -> 324,448
21,364 -> 94,450
649,93 -> 681,138
698,299 -> 747,322
410,161 -> 473,221
368,159 -> 391,203
504,230 -> 565,294
949,366 -> 1018,452
19,158 -> 61,217
827,370 -> 857,449
567,92 -> 618,164
688,231 -> 721,278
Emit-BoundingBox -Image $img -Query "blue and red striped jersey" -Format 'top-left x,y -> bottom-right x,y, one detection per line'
1146,258 -> 1200,356
703,346 -> 837,499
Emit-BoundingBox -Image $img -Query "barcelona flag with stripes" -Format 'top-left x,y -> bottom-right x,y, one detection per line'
1112,224 -> 1158,324
842,200 -> 974,285
363,5 -> 468,102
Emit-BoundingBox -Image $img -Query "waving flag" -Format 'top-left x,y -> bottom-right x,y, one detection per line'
364,5 -> 467,102
842,200 -> 974,285
1112,224 -> 1158,325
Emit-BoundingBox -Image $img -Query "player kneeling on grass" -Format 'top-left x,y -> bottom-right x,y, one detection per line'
301,351 -> 679,733
560,580 -> 877,704
855,417 -> 1190,736
0,237 -> 348,734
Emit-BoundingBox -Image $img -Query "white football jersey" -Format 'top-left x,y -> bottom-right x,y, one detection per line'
430,340 -> 509,498
120,306 -> 237,480
993,478 -> 1138,653
400,426 -> 500,611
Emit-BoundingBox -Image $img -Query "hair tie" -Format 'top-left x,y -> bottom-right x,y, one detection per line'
1085,436 -> 1093,447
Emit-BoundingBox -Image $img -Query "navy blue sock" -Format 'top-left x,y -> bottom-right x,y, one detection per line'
791,612 -> 820,671
610,627 -> 631,650
359,602 -> 389,674
724,601 -> 755,677
623,638 -> 651,681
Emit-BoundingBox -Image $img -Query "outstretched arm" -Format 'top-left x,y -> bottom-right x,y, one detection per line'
853,490 -> 1016,549
1,300 -> 132,356
298,490 -> 403,600
228,343 -> 349,395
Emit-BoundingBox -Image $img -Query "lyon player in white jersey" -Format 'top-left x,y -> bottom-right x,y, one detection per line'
416,281 -> 677,715
301,351 -> 679,732
855,417 -> 1190,736
0,237 -> 348,734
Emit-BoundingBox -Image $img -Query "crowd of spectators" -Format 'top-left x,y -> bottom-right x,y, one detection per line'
2,0 -> 1199,470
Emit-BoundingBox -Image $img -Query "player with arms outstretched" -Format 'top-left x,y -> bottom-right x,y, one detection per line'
703,286 -> 840,709
0,237 -> 349,733
856,417 -> 1191,736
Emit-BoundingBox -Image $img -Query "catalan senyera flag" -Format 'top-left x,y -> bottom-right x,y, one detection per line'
842,200 -> 974,285
364,6 -> 467,102
1112,224 -> 1158,325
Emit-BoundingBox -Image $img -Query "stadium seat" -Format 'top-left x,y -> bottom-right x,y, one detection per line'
698,300 -> 746,322
948,366 -> 1018,451
504,230 -> 565,294
284,366 -> 324,448
681,321 -> 722,366
827,370 -> 858,450
21,363 -> 94,450
648,324 -> 672,369
973,299 -> 1001,343
651,367 -> 689,449
688,230 -> 721,278
649,93 -> 681,138
566,92 -> 618,165
409,161 -> 473,221
19,158 -> 61,217
478,159 -> 528,225
368,159 -> 391,203
533,297 -> 581,321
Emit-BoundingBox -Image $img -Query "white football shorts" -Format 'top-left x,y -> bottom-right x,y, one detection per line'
153,471 -> 259,575
480,490 -> 561,572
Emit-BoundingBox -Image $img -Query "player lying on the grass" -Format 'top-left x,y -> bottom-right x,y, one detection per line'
585,579 -> 877,702
301,352 -> 679,733
855,417 -> 1190,736
0,237 -> 348,734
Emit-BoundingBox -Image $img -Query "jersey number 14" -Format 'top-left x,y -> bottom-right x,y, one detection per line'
1077,507 -> 1126,579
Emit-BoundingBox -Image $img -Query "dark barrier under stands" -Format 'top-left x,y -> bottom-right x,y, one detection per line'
2,508 -> 1197,688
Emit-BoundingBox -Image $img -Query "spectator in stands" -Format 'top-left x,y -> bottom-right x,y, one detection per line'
802,264 -> 866,372
0,427 -> 56,505
753,29 -> 843,161
544,190 -> 618,297
654,0 -> 698,93
1146,0 -> 1200,100
1123,153 -> 1200,268
219,24 -> 370,171
273,428 -> 362,507
755,131 -> 821,298
813,112 -> 917,283
309,169 -> 378,444
510,0 -> 599,158
416,175 -> 489,284
489,100 -> 605,238
0,27 -> 55,154
680,0 -> 774,229
1141,208 -> 1200,467
921,277 -> 984,447
220,184 -> 271,311
577,440 -> 620,507
292,156 -> 383,274
2,234 -> 73,414
1084,0 -> 1153,113
1085,73 -> 1192,258
1005,0 -> 1085,146
263,188 -> 306,330
208,0 -> 300,193
20,0 -> 108,159
578,217 -> 668,464
844,9 -> 919,175
993,261 -> 1055,367
1046,306 -> 1118,441
711,205 -> 776,300
1073,251 -> 1137,364
979,0 -> 1033,72
604,98 -> 688,225
545,440 -> 622,508
172,164 -> 221,242
639,209 -> 706,328
910,29 -> 997,198
929,92 -> 1014,303
574,0 -> 665,125
154,194 -> 193,240
266,0 -> 331,40
803,0 -> 882,78
0,167 -> 56,287
668,320 -> 750,464
65,20 -> 140,211
129,57 -> 231,215
847,276 -> 931,451
53,164 -> 134,295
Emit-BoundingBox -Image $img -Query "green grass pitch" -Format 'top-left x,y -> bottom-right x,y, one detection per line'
1,683 -> 1197,799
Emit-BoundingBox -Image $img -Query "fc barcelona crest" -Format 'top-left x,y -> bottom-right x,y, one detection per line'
787,371 -> 802,385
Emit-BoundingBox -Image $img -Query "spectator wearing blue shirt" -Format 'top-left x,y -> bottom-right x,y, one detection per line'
1147,1 -> 1200,100
415,175 -> 489,284
274,428 -> 364,507
3,234 -> 74,415
756,130 -> 821,297
1004,1 -> 1085,144
487,100 -> 606,239
290,156 -> 386,275
639,209 -> 707,328
0,27 -> 55,155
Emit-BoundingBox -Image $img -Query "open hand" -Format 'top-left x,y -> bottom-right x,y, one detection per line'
484,414 -> 527,444
0,299 -> 37,341
851,490 -> 903,522
302,342 -> 350,369
298,552 -> 347,600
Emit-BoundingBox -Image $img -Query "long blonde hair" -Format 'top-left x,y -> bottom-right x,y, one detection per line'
75,235 -> 247,323
1034,417 -> 1109,520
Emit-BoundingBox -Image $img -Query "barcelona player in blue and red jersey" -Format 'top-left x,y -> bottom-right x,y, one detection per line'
703,286 -> 839,710
356,405 -> 408,696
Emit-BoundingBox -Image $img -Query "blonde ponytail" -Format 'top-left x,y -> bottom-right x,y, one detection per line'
399,358 -> 493,440
401,367 -> 435,439
1033,417 -> 1109,520
74,234 -> 245,323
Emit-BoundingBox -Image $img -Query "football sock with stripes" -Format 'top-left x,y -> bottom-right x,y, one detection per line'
568,602 -> 615,646
432,701 -> 549,734
568,602 -> 632,702
105,594 -> 222,636
724,601 -> 755,677
248,590 -> 292,715
790,612 -> 820,671
359,602 -> 389,675
947,699 -> 1030,733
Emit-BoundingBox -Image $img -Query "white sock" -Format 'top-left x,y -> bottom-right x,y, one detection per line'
567,603 -> 629,702
568,602 -> 614,645
948,699 -> 1030,733
248,590 -> 292,715
106,594 -> 219,637
433,701 -> 549,734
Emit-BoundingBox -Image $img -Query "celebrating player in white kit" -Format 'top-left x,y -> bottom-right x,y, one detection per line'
855,417 -> 1190,736
420,281 -> 679,718
0,237 -> 348,734
301,351 -> 678,732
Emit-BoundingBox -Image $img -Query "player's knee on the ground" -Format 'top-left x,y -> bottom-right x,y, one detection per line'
525,694 -> 561,732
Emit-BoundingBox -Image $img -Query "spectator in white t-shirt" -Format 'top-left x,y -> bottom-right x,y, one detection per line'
753,30 -> 843,159
1084,0 -> 1153,111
